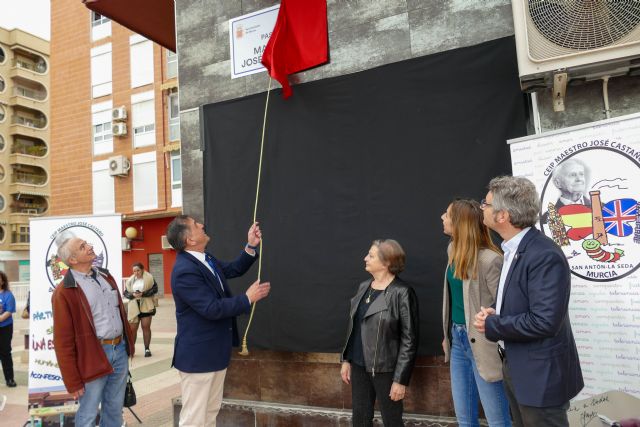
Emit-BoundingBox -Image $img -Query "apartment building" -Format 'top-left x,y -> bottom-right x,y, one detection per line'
0,28 -> 50,282
51,0 -> 181,293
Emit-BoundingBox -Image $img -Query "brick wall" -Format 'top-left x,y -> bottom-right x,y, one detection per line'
51,0 -> 181,219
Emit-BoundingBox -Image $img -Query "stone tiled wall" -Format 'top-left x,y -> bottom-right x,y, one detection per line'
536,74 -> 640,132
224,351 -> 453,416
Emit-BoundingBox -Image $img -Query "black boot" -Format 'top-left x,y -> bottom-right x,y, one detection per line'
6,379 -> 16,387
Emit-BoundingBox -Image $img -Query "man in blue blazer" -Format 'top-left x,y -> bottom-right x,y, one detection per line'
166,215 -> 271,427
474,176 -> 583,427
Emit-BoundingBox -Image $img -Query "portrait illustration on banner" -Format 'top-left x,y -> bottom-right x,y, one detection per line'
45,224 -> 108,292
540,146 -> 640,282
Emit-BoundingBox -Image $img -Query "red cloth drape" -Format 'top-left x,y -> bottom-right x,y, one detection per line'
261,0 -> 328,98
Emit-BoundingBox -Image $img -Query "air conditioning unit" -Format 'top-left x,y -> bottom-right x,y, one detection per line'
108,155 -> 130,176
161,235 -> 174,250
112,106 -> 127,121
512,1 -> 640,107
121,237 -> 131,251
113,122 -> 127,136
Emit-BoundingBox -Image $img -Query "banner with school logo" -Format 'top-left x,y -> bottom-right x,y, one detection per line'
28,214 -> 122,393
509,113 -> 640,399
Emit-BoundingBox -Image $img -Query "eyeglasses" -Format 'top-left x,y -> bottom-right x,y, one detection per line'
480,199 -> 492,209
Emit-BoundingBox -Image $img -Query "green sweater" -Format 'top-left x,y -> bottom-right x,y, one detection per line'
447,264 -> 465,325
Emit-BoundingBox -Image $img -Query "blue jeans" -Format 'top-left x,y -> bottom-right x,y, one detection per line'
450,324 -> 511,427
76,341 -> 128,427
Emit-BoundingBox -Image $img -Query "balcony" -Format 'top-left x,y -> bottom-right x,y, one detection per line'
11,115 -> 46,129
12,54 -> 47,74
9,193 -> 48,216
10,165 -> 48,189
13,86 -> 47,101
9,106 -> 47,137
11,136 -> 48,158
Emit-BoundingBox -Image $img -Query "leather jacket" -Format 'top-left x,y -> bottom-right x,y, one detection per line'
342,277 -> 419,385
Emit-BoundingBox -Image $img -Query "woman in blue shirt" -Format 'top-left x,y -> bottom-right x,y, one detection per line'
0,270 -> 16,387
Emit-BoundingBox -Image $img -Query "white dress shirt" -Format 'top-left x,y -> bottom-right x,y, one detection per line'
186,250 -> 224,292
495,227 -> 531,348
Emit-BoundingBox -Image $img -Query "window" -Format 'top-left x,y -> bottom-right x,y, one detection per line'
0,105 -> 4,122
91,12 -> 110,26
168,92 -> 180,141
166,50 -> 178,79
91,44 -> 112,98
0,75 -> 4,92
0,135 -> 4,151
91,11 -> 112,41
132,91 -> 155,148
92,101 -> 113,155
133,152 -> 158,211
11,225 -> 30,243
170,151 -> 182,207
0,165 -> 4,181
93,122 -> 112,155
130,35 -> 154,88
92,160 -> 115,214
0,46 -> 5,63
0,226 -> 4,243
0,194 -> 4,211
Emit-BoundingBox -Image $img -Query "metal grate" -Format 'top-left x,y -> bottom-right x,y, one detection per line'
528,0 -> 640,50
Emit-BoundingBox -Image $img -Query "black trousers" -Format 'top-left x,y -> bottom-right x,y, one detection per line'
502,358 -> 569,427
351,363 -> 403,427
0,323 -> 14,382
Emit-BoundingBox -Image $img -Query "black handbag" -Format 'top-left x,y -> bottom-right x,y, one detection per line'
124,372 -> 136,407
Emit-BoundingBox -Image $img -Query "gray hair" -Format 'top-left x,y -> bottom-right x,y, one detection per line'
55,230 -> 76,264
552,158 -> 589,191
166,215 -> 192,252
488,176 -> 539,228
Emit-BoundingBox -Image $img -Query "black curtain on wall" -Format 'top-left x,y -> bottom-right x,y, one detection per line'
201,36 -> 527,355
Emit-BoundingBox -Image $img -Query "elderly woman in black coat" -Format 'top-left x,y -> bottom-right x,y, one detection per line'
341,239 -> 419,427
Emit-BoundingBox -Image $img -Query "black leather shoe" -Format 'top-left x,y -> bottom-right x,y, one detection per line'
6,379 -> 16,387
144,349 -> 152,357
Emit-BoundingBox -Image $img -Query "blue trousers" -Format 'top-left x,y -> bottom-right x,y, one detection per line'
75,341 -> 128,427
450,324 -> 511,427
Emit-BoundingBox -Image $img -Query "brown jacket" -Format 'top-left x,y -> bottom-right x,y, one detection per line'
52,267 -> 134,393
442,246 -> 504,382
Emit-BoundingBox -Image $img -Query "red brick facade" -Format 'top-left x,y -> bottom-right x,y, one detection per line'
51,0 -> 181,292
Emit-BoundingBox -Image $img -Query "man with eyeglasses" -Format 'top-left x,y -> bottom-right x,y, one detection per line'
52,235 -> 134,427
473,176 -> 583,427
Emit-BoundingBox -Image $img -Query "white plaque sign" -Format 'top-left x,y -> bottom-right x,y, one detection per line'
229,5 -> 279,79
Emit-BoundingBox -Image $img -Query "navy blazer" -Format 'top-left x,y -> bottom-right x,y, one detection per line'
171,249 -> 256,373
485,228 -> 583,407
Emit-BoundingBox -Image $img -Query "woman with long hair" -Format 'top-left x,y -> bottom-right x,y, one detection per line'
0,271 -> 16,387
441,200 -> 511,426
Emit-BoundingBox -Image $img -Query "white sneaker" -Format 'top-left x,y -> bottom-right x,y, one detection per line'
0,394 -> 7,411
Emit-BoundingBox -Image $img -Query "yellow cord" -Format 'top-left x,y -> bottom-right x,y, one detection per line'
240,77 -> 272,356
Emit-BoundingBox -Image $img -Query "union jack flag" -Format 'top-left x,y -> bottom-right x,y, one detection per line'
602,198 -> 638,237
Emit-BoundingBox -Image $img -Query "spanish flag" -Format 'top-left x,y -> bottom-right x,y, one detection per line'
558,204 -> 592,241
